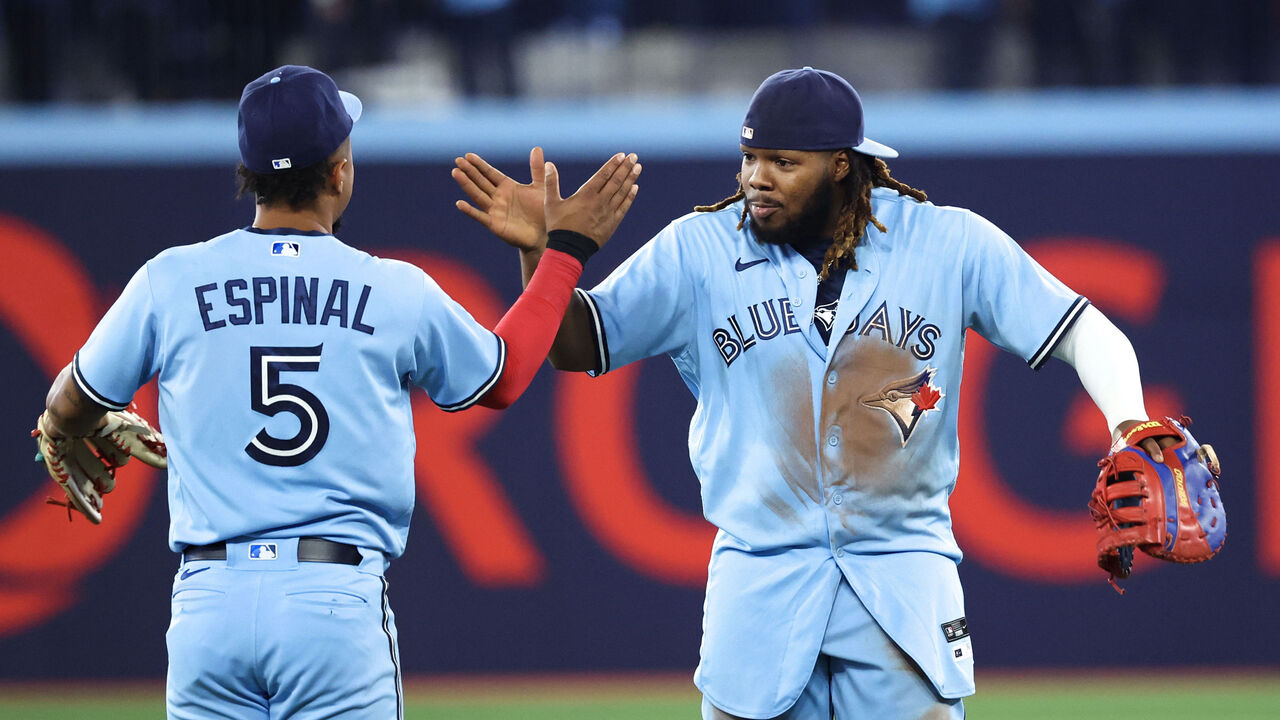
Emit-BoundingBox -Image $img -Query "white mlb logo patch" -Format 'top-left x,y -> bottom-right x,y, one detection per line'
272,158 -> 292,169
742,126 -> 754,139
248,543 -> 278,560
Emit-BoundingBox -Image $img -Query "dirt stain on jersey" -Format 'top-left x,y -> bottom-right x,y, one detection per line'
885,636 -> 956,720
763,354 -> 820,513
885,632 -> 918,673
759,487 -> 802,526
914,706 -> 956,720
822,338 -> 919,499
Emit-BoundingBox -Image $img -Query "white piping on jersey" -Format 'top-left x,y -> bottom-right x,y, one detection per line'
436,334 -> 506,412
380,576 -> 404,720
1029,295 -> 1089,370
72,353 -> 130,410
576,288 -> 609,375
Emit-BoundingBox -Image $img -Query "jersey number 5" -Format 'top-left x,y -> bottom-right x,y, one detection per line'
245,345 -> 330,467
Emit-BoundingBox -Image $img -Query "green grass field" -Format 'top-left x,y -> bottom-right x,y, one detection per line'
1,672 -> 1276,719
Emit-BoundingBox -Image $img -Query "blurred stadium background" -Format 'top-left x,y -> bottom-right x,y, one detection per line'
1,1 -> 1279,718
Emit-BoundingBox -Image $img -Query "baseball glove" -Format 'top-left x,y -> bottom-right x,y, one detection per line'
32,405 -> 167,524
1088,416 -> 1224,593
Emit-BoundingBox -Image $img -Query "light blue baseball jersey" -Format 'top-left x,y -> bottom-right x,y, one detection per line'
73,227 -> 505,557
579,188 -> 1087,716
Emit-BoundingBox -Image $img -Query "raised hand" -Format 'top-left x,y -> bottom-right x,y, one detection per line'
453,147 -> 547,252
543,153 -> 641,249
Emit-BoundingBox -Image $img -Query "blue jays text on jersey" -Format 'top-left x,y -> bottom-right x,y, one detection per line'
712,297 -> 941,366
575,188 -> 1088,717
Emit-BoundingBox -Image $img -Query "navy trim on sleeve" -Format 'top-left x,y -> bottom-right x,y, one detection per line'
435,334 -> 507,412
1029,296 -> 1091,371
72,353 -> 131,411
577,288 -> 610,376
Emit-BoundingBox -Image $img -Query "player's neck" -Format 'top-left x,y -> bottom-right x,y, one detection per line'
252,203 -> 336,235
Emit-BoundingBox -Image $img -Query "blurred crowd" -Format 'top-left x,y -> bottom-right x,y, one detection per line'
2,0 -> 1277,102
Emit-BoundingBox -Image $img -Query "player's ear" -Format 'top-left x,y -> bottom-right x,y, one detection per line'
328,157 -> 347,195
830,150 -> 851,183
325,139 -> 352,195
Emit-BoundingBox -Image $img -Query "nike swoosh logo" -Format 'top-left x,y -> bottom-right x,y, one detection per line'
735,257 -> 768,271
180,566 -> 211,581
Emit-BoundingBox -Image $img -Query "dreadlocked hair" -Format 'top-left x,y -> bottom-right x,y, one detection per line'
694,155 -> 928,281
693,174 -> 746,217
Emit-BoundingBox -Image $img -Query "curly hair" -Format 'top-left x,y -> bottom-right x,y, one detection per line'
235,159 -> 339,210
695,154 -> 927,281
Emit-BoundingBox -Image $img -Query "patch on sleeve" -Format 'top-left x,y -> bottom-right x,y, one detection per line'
941,617 -> 969,642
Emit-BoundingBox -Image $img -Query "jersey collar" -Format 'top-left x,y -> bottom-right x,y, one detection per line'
244,226 -> 332,237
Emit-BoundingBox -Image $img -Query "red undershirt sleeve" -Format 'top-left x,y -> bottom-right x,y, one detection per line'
476,247 -> 583,409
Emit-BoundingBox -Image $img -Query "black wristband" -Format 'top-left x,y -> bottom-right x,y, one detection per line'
546,230 -> 599,267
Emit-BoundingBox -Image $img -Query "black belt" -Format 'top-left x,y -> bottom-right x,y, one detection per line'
183,537 -> 361,566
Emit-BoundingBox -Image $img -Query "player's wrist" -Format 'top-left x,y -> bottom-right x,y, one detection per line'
546,230 -> 599,267
38,409 -> 73,440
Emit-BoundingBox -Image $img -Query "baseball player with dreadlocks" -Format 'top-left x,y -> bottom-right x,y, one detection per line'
453,67 -> 1213,719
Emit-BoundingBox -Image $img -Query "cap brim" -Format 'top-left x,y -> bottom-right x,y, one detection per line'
340,90 -> 363,123
854,136 -> 897,159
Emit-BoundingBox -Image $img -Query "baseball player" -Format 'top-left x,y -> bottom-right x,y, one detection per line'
35,64 -> 640,719
454,67 -> 1179,719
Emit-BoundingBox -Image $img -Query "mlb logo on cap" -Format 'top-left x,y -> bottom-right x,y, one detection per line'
272,158 -> 292,170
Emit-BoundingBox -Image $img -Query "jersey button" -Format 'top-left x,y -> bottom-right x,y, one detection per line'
793,297 -> 803,307
832,493 -> 843,505
826,371 -> 838,386
835,548 -> 845,558
799,269 -> 808,278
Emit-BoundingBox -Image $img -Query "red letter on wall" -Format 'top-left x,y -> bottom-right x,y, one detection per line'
0,215 -> 159,636
1258,240 -> 1280,576
387,250 -> 545,587
556,362 -> 715,587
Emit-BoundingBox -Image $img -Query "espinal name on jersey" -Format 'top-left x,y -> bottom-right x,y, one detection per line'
194,276 -> 375,335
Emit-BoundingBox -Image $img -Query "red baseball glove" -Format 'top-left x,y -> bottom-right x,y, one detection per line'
1088,416 -> 1225,593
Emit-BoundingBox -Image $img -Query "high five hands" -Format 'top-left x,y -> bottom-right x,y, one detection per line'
452,147 -> 641,252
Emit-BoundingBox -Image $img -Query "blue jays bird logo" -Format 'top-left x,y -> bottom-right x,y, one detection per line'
859,367 -> 945,447
813,299 -> 839,335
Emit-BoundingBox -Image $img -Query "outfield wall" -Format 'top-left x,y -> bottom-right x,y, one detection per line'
1,92 -> 1277,678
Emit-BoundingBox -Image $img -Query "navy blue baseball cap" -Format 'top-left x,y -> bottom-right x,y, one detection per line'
238,65 -> 363,173
740,67 -> 897,158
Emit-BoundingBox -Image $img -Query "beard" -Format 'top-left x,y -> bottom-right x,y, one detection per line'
748,177 -> 836,246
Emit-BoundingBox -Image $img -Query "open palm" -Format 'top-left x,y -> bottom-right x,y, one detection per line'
452,147 -> 547,252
